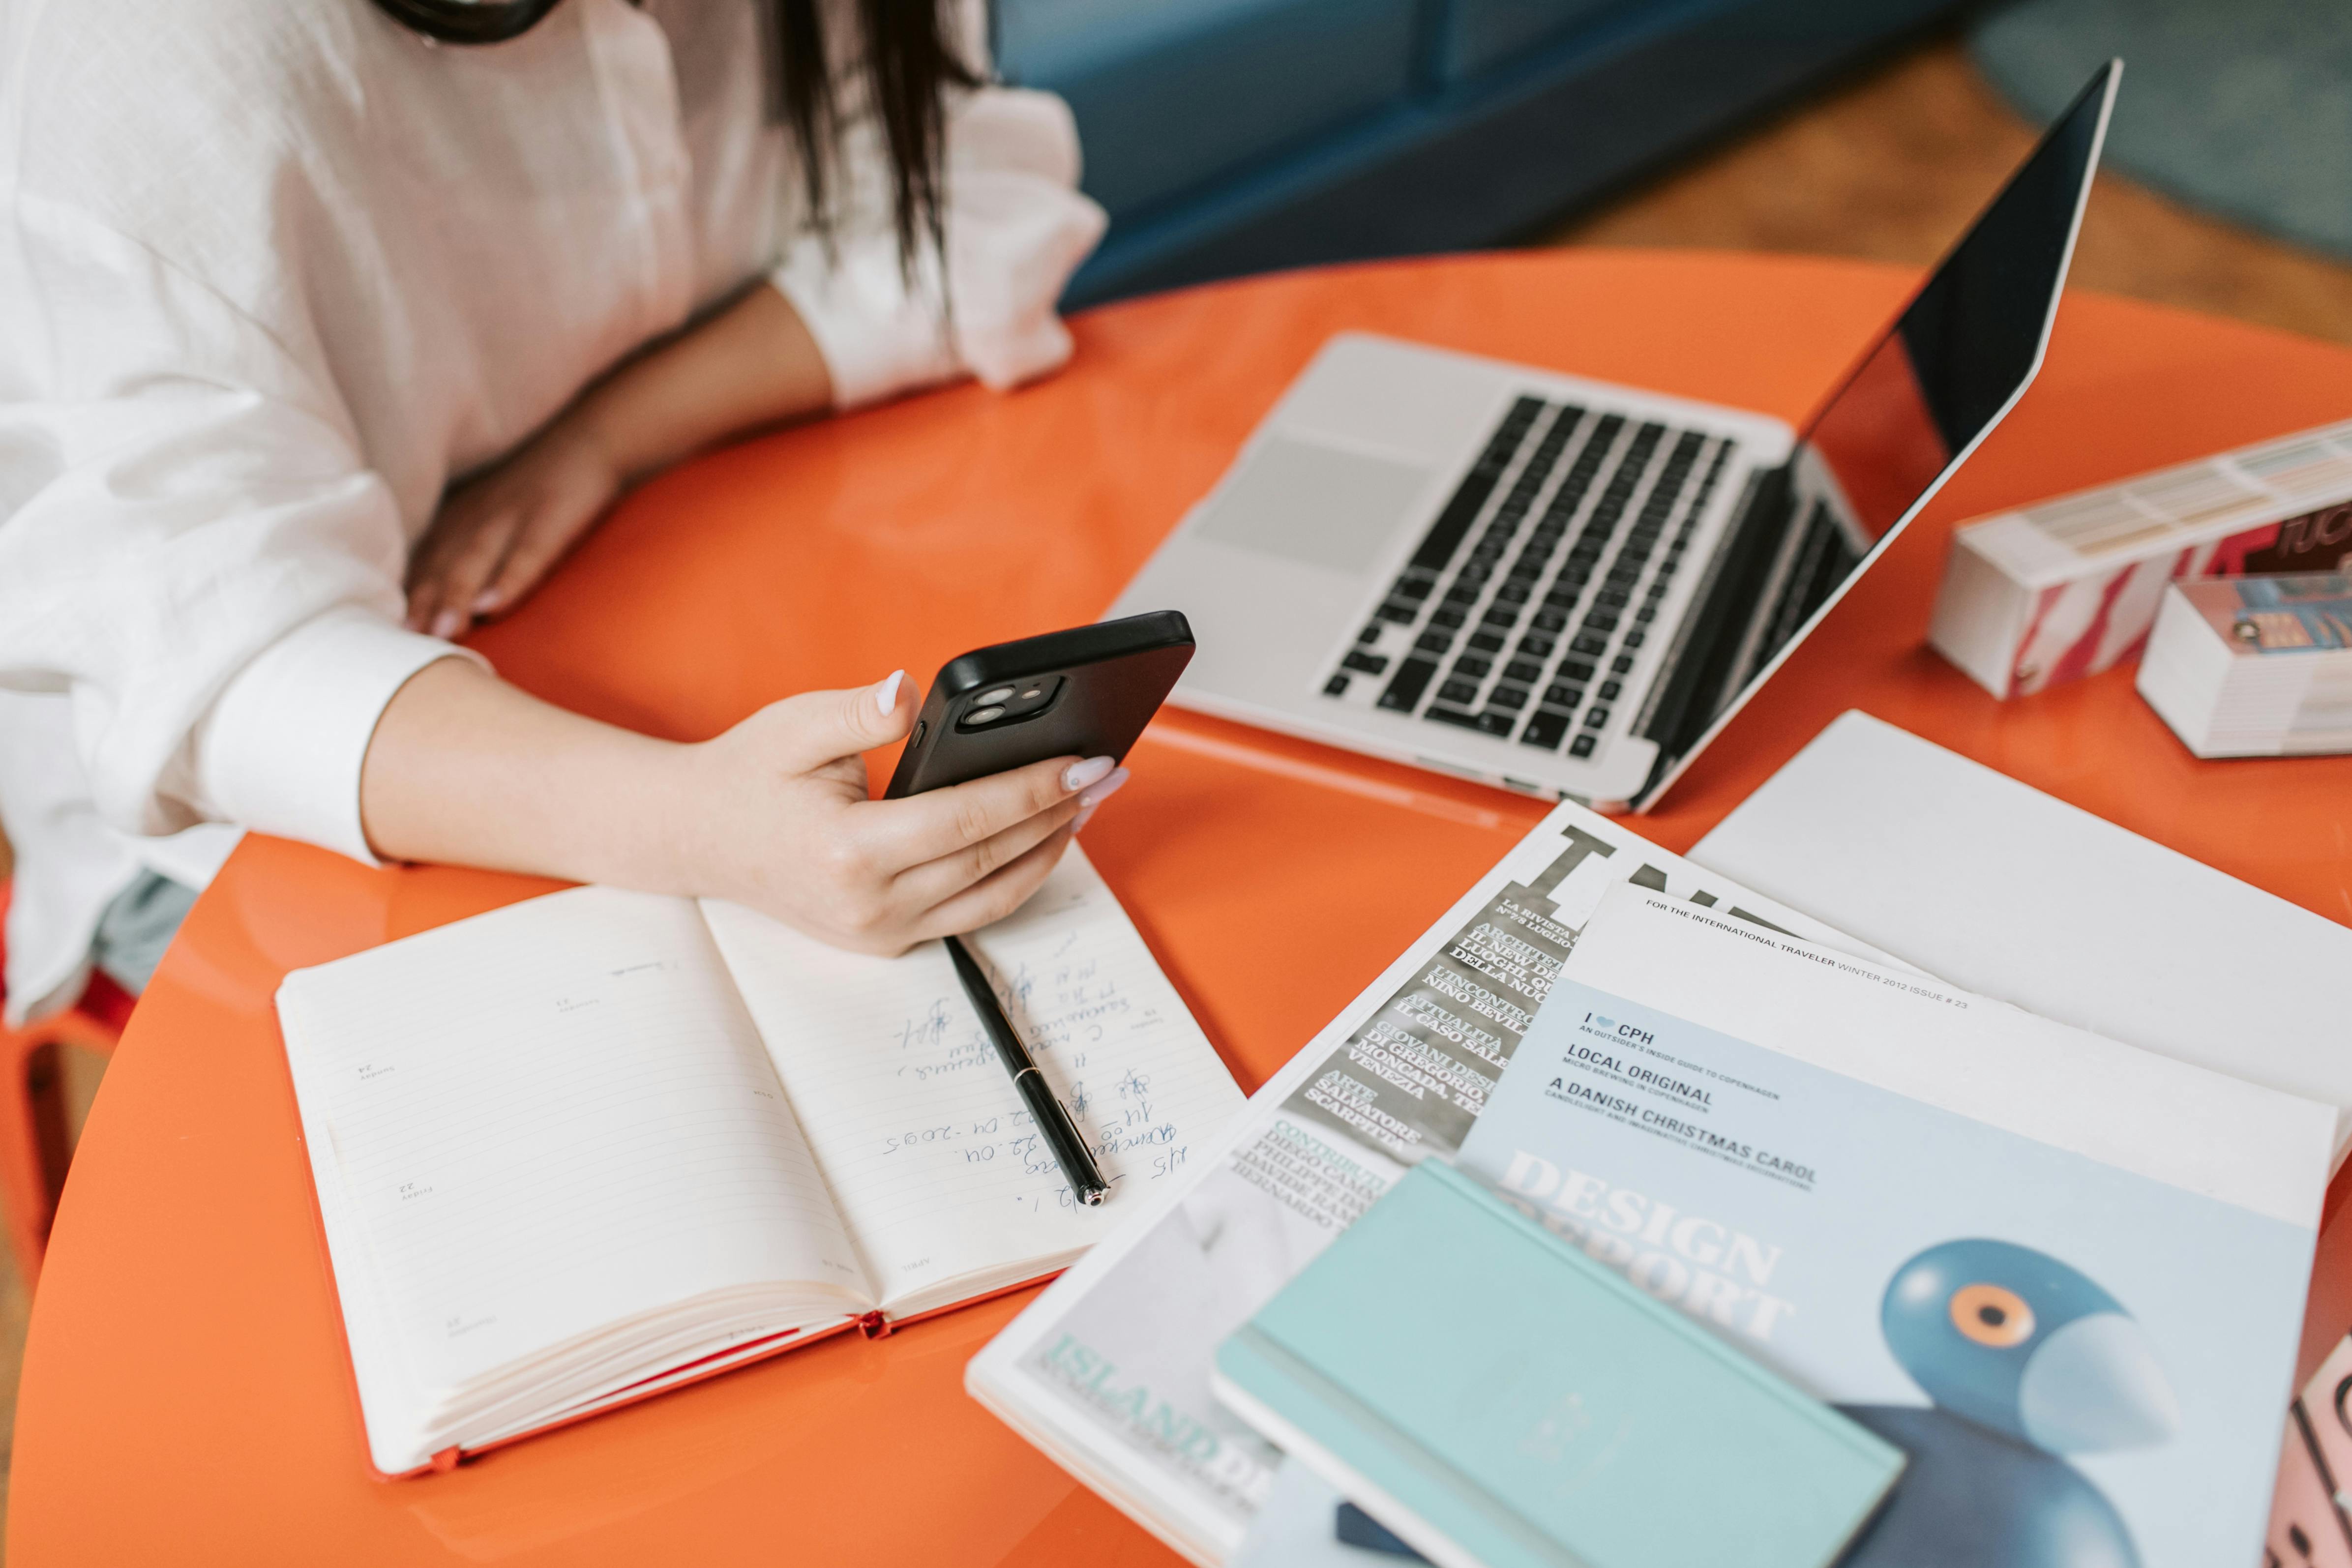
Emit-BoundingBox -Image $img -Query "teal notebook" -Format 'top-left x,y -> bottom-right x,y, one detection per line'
1210,1162 -> 1904,1568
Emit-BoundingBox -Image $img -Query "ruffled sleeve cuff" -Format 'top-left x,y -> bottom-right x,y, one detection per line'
193,606 -> 490,866
770,87 -> 1107,410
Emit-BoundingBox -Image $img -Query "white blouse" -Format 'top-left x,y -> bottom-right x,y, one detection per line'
0,0 -> 1105,1022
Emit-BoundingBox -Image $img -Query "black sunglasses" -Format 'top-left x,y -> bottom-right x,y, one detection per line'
370,0 -> 567,45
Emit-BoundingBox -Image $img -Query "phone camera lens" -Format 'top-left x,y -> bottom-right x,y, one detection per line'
976,686 -> 1016,705
965,705 -> 1006,725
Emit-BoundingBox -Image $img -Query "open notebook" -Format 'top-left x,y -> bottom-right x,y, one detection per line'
275,848 -> 1241,1477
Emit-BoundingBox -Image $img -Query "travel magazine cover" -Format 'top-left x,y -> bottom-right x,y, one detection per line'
1455,886 -> 2334,1568
964,804 -> 1898,1562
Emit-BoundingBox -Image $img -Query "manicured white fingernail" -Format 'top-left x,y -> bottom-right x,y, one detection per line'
1076,766 -> 1129,810
471,590 -> 502,614
1072,802 -> 1099,833
430,609 -> 464,640
874,670 -> 904,717
1062,755 -> 1115,793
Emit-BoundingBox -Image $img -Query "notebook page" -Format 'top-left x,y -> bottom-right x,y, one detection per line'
277,887 -> 873,1417
700,847 -> 1243,1311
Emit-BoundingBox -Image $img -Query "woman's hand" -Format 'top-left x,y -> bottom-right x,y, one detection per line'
362,664 -> 1131,954
403,286 -> 836,642
687,671 -> 1129,953
405,417 -> 624,640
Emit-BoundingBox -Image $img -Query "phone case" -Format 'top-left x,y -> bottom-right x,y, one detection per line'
886,611 -> 1193,797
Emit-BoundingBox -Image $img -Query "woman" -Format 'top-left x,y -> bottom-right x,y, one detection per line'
0,0 -> 1118,1025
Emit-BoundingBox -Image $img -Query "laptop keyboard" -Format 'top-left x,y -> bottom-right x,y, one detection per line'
1323,396 -> 1735,759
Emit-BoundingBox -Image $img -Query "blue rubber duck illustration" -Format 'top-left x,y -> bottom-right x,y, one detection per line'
1837,1240 -> 2181,1568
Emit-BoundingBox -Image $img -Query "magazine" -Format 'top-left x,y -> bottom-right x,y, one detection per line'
1456,885 -> 2335,1568
964,803 -> 1899,1563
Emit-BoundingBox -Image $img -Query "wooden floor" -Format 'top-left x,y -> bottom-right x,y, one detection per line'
1548,37 -> 2352,347
1,31 -> 2348,1556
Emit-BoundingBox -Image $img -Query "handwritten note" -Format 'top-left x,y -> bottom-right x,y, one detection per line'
700,847 -> 1243,1313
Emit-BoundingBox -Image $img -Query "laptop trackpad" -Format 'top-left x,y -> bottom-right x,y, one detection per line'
1191,436 -> 1431,576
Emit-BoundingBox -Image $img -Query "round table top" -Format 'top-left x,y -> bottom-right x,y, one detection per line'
14,250 -> 2352,1567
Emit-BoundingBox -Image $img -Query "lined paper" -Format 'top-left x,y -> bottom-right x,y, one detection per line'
700,847 -> 1243,1310
279,888 -> 871,1398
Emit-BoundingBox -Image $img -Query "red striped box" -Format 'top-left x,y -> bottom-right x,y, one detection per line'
1929,420 -> 2352,699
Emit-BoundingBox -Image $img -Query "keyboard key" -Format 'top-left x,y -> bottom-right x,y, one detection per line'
1520,709 -> 1572,750
1635,607 -> 1657,624
1503,660 -> 1544,683
1532,611 -> 1568,632
1612,655 -> 1635,674
1424,706 -> 1509,736
1443,584 -> 1480,605
1375,602 -> 1418,624
1494,583 -> 1530,604
1623,631 -> 1645,649
1343,651 -> 1390,675
1323,674 -> 1350,696
1583,705 -> 1610,727
1438,679 -> 1480,705
1599,680 -> 1621,700
1543,682 -> 1584,708
1490,684 -> 1529,710
1406,448 -> 1512,575
1396,577 -> 1433,601
1560,660 -> 1595,683
1467,631 -> 1505,653
1597,590 -> 1629,610
1414,631 -> 1452,655
1481,606 -> 1519,628
1584,613 -> 1618,633
1356,623 -> 1381,644
1430,608 -> 1466,629
1471,710 -> 1516,735
1517,634 -> 1555,658
1569,733 -> 1597,758
1458,562 -> 1492,586
1377,658 -> 1439,711
1571,635 -> 1607,656
1453,655 -> 1492,678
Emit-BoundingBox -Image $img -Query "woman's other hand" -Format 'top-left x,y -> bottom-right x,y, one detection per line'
689,671 -> 1129,953
402,286 -> 836,643
405,417 -> 624,640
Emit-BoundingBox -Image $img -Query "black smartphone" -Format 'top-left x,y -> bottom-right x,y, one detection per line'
883,611 -> 1194,798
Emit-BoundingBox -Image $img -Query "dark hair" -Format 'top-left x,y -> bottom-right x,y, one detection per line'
373,0 -> 979,274
762,0 -> 979,273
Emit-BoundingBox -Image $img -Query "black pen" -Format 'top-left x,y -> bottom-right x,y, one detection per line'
944,933 -> 1110,1207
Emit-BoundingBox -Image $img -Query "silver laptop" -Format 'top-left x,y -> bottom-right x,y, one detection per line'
1110,61 -> 2119,811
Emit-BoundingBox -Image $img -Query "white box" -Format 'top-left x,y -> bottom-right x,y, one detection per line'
1928,419 -> 2352,698
2137,574 -> 2352,758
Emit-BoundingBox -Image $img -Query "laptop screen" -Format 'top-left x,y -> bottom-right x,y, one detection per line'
1800,60 -> 2120,546
1639,60 -> 2118,807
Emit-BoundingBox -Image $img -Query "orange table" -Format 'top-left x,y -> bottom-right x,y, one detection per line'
13,252 -> 2352,1566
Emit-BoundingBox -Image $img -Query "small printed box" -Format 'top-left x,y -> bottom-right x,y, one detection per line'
2137,573 -> 2352,759
1928,419 -> 2352,699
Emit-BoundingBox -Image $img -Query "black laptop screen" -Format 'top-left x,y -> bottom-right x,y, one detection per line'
1636,61 -> 2116,806
1801,61 -> 2117,543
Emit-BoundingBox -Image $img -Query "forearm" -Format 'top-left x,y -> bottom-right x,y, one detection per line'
572,284 -> 834,484
358,658 -> 708,893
